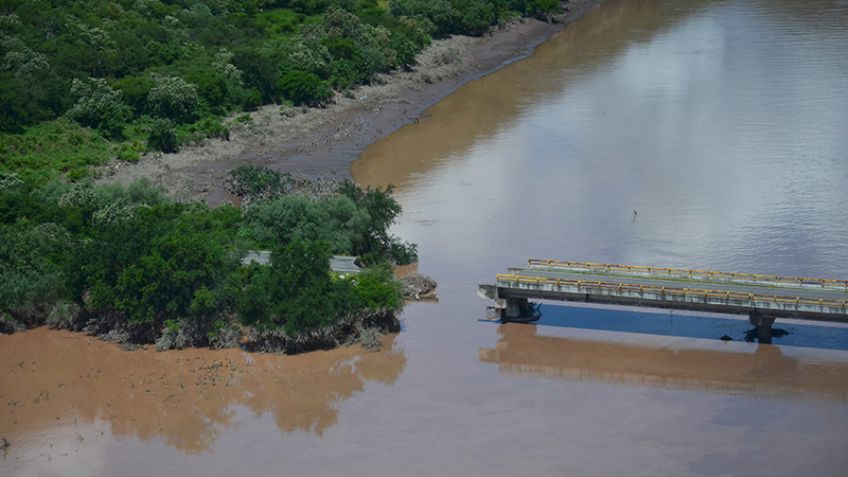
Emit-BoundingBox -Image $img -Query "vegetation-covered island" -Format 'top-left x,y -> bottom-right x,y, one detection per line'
0,0 -> 564,351
0,166 -> 417,352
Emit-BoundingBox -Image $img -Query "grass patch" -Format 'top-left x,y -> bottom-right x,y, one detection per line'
1,119 -> 118,183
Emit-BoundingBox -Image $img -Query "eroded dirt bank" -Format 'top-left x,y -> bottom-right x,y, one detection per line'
102,0 -> 601,204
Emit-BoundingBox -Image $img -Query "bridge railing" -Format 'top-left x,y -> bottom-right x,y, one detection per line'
527,259 -> 848,291
495,274 -> 848,311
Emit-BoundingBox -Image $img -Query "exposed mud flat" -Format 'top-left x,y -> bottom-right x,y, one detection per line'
100,1 -> 601,204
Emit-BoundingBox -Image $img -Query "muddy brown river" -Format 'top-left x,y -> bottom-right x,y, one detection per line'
4,0 -> 848,475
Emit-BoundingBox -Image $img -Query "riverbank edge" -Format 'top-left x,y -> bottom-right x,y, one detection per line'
1,304 -> 402,354
101,0 -> 604,204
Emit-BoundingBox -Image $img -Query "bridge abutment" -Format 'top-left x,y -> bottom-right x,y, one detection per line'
749,311 -> 776,344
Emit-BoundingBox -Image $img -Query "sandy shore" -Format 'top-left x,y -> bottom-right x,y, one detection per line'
101,0 -> 601,204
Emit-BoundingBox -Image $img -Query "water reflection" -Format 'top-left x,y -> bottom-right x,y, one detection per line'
353,0 -> 709,189
0,328 -> 405,454
525,303 -> 848,350
355,0 -> 848,278
480,323 -> 848,401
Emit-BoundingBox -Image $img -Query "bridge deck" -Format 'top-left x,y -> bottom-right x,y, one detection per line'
481,260 -> 848,323
509,268 -> 848,302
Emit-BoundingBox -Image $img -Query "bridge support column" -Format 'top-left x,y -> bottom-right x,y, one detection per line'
749,312 -> 776,344
500,297 -> 536,322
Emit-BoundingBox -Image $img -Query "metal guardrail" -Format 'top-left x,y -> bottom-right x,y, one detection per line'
527,259 -> 848,290
495,274 -> 848,310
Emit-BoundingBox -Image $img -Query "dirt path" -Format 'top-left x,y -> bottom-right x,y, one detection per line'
101,1 -> 601,204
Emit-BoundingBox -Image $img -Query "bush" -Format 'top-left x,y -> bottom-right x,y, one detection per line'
267,238 -> 343,333
352,265 -> 403,312
148,76 -> 199,123
277,70 -> 332,107
240,88 -> 262,111
147,118 -> 178,153
232,48 -> 280,103
187,117 -> 229,141
0,223 -> 71,325
46,302 -> 82,329
339,181 -> 418,264
226,165 -> 290,200
68,78 -> 132,139
78,203 -> 228,330
0,74 -> 49,133
455,0 -> 496,36
525,0 -> 561,17
112,75 -> 154,114
390,0 -> 458,37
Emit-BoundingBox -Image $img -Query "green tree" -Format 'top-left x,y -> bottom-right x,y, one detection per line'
232,48 -> 280,103
351,265 -> 403,312
112,75 -> 154,114
268,238 -> 338,333
277,70 -> 332,106
0,223 -> 71,324
148,75 -> 199,123
147,118 -> 179,153
68,78 -> 132,139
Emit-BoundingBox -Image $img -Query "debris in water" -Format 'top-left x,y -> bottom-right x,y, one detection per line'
400,274 -> 437,300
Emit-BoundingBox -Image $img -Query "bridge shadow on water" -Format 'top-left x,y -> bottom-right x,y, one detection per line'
501,302 -> 848,352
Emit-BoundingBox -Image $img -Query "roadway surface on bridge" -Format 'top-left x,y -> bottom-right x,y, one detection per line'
508,267 -> 848,302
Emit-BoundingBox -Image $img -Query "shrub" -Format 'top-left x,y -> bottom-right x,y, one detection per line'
0,223 -> 71,325
226,165 -> 290,200
112,75 -> 154,113
280,32 -> 332,79
147,118 -> 178,153
148,76 -> 199,123
455,0 -> 495,36
267,238 -> 341,333
390,0 -> 458,37
46,302 -> 82,329
277,70 -> 332,107
240,88 -> 262,111
339,181 -> 417,264
232,48 -> 280,103
525,0 -> 561,17
187,117 -> 229,141
0,74 -> 46,133
351,265 -> 403,312
68,78 -> 132,139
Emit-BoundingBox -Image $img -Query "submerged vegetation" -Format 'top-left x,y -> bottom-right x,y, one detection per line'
0,168 -> 416,352
0,0 -> 565,182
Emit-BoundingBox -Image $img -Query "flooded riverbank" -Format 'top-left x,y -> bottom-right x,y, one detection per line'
4,0 -> 848,475
0,328 -> 406,473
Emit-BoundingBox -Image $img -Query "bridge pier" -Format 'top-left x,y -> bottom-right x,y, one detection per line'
500,297 -> 538,322
749,311 -> 776,344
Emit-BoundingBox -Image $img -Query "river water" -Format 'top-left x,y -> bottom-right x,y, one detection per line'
3,0 -> 848,475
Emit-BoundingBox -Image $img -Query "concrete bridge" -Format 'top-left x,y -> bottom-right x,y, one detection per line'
478,259 -> 848,343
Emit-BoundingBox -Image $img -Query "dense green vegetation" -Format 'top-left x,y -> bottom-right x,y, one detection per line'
0,0 -> 563,182
0,0 -> 564,349
0,169 -> 415,350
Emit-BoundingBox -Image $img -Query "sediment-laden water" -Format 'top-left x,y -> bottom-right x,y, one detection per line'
3,0 -> 848,475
